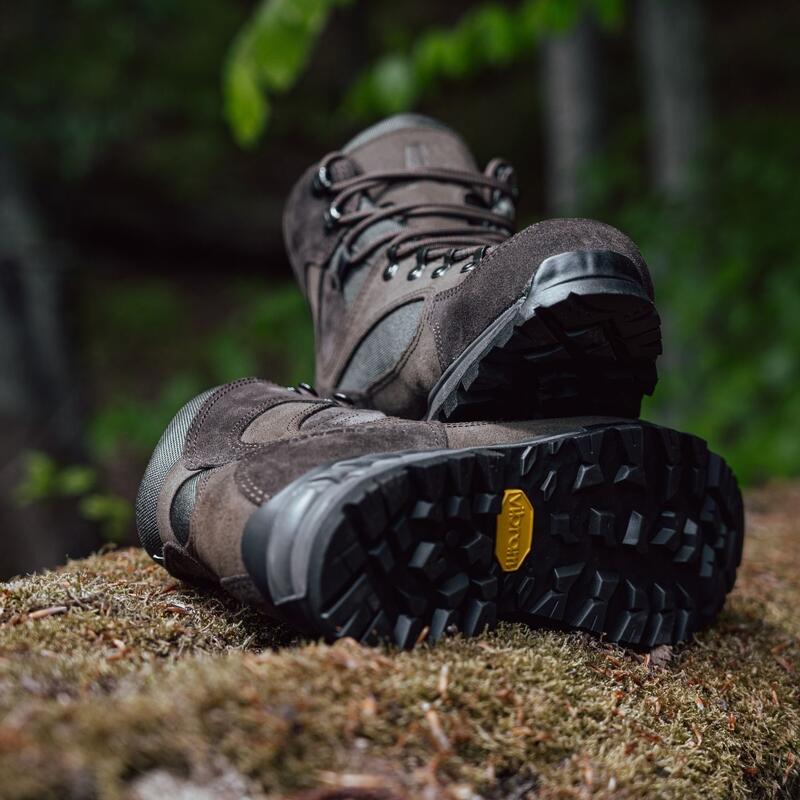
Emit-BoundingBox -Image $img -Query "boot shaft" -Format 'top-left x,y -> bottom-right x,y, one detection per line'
283,114 -> 660,421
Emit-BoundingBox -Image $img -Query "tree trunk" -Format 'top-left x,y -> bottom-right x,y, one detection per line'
636,0 -> 709,199
0,142 -> 99,578
540,14 -> 604,214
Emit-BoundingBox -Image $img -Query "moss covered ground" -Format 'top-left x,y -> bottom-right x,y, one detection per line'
1,484 -> 799,799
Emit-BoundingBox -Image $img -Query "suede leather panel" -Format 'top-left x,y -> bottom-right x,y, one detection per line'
430,218 -> 652,370
241,401 -> 325,443
283,162 -> 340,292
235,419 -> 447,506
299,405 -> 386,431
314,269 -> 349,397
191,461 -> 258,580
184,380 -> 329,469
158,383 -> 377,586
442,416 -> 623,449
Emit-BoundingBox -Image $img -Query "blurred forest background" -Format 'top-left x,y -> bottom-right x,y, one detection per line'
1,0 -> 798,578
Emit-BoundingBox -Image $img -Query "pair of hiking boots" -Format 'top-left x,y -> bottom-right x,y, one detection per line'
136,115 -> 744,650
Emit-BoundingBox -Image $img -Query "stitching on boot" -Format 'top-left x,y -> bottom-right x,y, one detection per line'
231,398 -> 331,455
235,420 -> 446,505
363,309 -> 429,402
287,401 -> 340,434
329,288 -> 433,385
429,224 -> 544,368
185,378 -> 259,462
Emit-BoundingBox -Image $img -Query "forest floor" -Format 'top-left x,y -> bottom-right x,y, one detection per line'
1,484 -> 799,800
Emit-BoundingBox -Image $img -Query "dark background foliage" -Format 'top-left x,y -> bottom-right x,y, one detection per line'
1,0 -> 798,577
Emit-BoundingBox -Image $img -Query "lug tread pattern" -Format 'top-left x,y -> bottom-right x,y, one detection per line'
258,423 -> 743,651
437,291 -> 662,423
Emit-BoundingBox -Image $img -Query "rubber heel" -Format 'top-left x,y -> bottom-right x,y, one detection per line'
523,249 -> 652,312
515,250 -> 662,418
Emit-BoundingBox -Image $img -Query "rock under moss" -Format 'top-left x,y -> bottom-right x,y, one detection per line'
1,484 -> 799,799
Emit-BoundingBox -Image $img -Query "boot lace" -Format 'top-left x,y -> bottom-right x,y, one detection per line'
313,153 -> 517,281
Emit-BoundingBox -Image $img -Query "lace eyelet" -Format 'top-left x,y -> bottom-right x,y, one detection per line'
408,248 -> 431,280
493,161 -> 516,186
324,204 -> 342,230
460,261 -> 477,273
311,165 -> 333,196
383,263 -> 399,280
491,162 -> 519,205
432,249 -> 456,279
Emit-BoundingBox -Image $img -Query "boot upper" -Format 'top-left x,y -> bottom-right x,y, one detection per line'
284,114 -> 517,418
283,114 -> 652,419
138,379 -> 612,600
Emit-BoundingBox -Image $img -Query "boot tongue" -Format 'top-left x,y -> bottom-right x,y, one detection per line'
342,114 -> 481,215
343,113 -> 479,173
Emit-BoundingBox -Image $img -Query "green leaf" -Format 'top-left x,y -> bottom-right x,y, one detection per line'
224,0 -> 629,141
225,60 -> 270,148
79,494 -> 133,543
472,5 -> 520,66
223,0 -> 348,146
342,0 -> 628,123
15,451 -> 58,505
247,0 -> 330,91
415,32 -> 464,83
371,56 -> 418,114
590,0 -> 626,29
56,465 -> 97,497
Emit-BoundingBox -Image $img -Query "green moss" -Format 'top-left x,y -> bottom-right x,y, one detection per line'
1,486 -> 799,799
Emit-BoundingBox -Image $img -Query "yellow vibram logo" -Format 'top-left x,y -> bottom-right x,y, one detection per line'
495,489 -> 534,572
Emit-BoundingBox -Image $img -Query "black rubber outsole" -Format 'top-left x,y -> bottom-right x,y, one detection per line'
426,250 -> 662,423
242,422 -> 743,650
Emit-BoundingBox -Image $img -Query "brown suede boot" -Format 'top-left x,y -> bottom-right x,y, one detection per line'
136,380 -> 743,650
284,114 -> 661,422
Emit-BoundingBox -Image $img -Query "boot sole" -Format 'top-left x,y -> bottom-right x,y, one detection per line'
425,250 -> 662,422
241,422 -> 743,649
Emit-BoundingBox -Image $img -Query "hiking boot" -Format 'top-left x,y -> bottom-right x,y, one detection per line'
284,114 -> 661,422
136,379 -> 743,649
